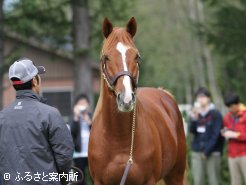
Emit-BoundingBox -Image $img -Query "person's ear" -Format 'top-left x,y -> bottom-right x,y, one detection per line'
32,77 -> 38,87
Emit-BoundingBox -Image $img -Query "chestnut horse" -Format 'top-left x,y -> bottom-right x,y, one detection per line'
88,17 -> 186,185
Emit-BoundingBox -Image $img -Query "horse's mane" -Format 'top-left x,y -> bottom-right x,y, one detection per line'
101,28 -> 137,56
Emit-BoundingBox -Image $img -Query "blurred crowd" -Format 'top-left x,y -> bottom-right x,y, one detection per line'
188,87 -> 246,185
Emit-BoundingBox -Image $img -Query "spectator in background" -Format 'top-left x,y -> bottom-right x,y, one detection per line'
189,87 -> 224,185
71,94 -> 92,185
222,93 -> 246,185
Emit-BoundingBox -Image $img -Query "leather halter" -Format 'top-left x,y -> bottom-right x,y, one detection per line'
101,56 -> 138,93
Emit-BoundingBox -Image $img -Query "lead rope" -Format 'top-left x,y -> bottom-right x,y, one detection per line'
119,102 -> 137,185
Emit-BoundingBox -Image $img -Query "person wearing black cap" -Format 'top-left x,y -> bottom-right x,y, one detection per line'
0,58 -> 74,185
189,87 -> 224,185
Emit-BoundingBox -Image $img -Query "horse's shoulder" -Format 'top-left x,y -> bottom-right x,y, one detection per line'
137,87 -> 180,145
137,87 -> 180,120
137,87 -> 176,102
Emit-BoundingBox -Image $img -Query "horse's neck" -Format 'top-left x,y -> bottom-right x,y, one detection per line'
98,79 -> 133,136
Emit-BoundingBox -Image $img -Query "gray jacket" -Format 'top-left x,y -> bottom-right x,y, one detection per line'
0,90 -> 74,185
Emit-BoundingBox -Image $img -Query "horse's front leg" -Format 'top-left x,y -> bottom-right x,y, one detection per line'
93,179 -> 104,185
164,174 -> 184,185
144,177 -> 156,185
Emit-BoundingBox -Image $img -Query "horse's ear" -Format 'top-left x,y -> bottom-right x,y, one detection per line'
103,18 -> 113,38
126,17 -> 137,38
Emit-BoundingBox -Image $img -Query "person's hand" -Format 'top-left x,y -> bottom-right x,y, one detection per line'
82,112 -> 92,125
222,130 -> 240,139
73,105 -> 84,122
200,153 -> 207,160
190,110 -> 199,120
221,128 -> 227,137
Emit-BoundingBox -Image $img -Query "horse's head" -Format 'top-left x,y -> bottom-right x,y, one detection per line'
101,17 -> 141,112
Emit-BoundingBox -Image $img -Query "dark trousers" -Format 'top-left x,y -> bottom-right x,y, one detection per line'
74,157 -> 91,185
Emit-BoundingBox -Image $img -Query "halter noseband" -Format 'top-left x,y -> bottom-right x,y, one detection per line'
101,56 -> 139,94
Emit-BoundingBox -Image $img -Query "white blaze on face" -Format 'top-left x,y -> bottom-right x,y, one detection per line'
116,42 -> 133,104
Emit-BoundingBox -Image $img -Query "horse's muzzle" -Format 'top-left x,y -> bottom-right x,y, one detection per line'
116,92 -> 136,112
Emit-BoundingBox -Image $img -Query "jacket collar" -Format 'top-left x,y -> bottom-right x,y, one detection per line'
237,104 -> 246,118
199,103 -> 215,117
16,90 -> 47,103
239,104 -> 246,111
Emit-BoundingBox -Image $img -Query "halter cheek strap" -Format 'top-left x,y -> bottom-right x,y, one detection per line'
101,58 -> 138,93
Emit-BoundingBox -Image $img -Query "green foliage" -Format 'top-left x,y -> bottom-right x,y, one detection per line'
205,0 -> 246,102
207,2 -> 246,56
225,59 -> 246,102
4,0 -> 71,47
1,49 -> 23,74
4,0 -> 136,58
4,0 -> 246,103
4,0 -> 199,103
89,0 -> 136,58
132,0 -> 196,102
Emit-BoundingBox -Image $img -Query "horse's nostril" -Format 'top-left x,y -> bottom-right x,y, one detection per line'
117,92 -> 135,106
132,93 -> 136,101
116,94 -> 120,102
117,93 -> 123,102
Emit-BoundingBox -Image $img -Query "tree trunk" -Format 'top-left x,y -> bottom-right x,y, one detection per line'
72,0 -> 93,105
173,0 -> 194,104
188,0 -> 207,89
203,46 -> 225,112
0,0 -> 4,109
196,0 -> 225,112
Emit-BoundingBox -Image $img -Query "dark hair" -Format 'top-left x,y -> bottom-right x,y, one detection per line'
11,78 -> 32,91
74,94 -> 90,105
11,76 -> 39,91
224,92 -> 240,107
195,87 -> 211,98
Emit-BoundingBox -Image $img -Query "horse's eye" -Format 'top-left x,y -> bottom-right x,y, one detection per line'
102,55 -> 109,62
135,54 -> 142,64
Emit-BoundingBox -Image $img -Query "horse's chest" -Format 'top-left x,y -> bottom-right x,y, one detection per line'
103,159 -> 147,185
90,144 -> 156,184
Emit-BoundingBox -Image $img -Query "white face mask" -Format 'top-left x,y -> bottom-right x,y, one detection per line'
194,101 -> 201,109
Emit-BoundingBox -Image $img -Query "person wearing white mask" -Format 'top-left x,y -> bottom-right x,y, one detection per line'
189,87 -> 224,185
